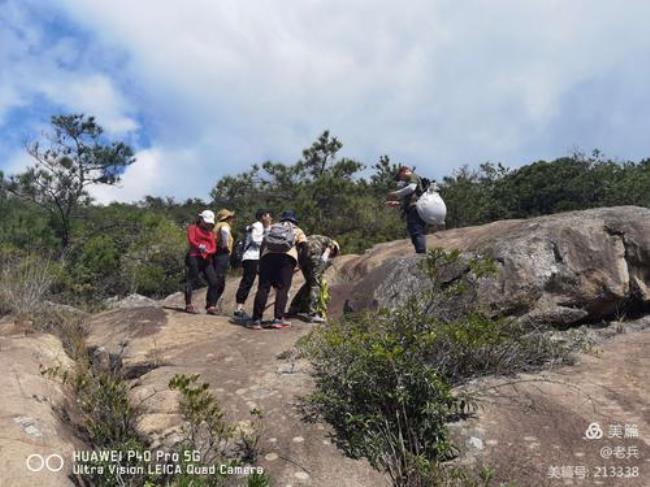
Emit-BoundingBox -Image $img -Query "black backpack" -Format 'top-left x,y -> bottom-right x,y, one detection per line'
416,177 -> 432,197
231,225 -> 254,268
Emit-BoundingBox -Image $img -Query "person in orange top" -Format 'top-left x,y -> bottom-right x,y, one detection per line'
212,209 -> 235,312
185,210 -> 220,314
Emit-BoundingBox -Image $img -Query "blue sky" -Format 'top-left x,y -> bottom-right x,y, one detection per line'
1,0 -> 650,203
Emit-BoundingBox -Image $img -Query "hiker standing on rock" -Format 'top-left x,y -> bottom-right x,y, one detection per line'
212,209 -> 235,314
248,210 -> 306,330
386,165 -> 428,254
233,209 -> 273,319
288,235 -> 339,323
185,210 -> 219,314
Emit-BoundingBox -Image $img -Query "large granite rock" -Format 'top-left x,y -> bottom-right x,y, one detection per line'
341,206 -> 650,326
0,326 -> 83,487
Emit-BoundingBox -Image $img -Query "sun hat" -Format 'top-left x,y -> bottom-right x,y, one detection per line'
217,209 -> 235,221
198,210 -> 215,224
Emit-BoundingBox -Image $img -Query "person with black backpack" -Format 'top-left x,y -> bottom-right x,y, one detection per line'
233,209 -> 273,318
248,210 -> 306,330
386,165 -> 429,254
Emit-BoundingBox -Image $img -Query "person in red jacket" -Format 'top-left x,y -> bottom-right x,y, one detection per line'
185,210 -> 220,314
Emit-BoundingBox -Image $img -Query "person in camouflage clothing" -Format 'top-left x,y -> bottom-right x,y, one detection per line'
288,234 -> 340,323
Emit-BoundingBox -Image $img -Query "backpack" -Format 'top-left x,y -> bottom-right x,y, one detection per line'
415,177 -> 432,197
230,225 -> 253,268
263,222 -> 295,253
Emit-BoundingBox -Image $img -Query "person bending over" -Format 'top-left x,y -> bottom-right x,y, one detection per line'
288,235 -> 339,323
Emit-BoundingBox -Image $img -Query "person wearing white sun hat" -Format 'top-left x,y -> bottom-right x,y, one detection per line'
184,209 -> 219,314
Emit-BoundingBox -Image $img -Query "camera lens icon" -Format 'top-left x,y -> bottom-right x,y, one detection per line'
26,453 -> 65,472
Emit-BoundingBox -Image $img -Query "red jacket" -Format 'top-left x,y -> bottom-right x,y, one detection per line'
187,224 -> 216,259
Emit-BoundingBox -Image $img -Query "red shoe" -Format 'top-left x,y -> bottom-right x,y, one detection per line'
264,318 -> 291,329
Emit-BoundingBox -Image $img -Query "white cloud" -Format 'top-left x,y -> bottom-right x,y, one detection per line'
90,148 -> 165,204
0,1 -> 137,136
3,0 -> 650,201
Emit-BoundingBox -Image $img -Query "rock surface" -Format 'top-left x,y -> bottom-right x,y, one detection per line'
0,326 -> 82,487
450,318 -> 650,486
341,206 -> 650,326
86,274 -> 386,486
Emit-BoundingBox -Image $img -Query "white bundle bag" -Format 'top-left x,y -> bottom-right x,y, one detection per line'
416,186 -> 447,225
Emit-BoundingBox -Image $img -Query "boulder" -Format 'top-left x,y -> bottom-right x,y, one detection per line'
104,293 -> 159,310
341,206 -> 650,326
0,329 -> 84,487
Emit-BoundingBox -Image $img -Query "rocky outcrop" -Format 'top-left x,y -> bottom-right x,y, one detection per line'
449,319 -> 650,486
104,293 -> 159,309
341,206 -> 650,326
0,325 -> 83,487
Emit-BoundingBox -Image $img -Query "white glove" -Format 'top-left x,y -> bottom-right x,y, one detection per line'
198,244 -> 207,253
320,254 -> 329,263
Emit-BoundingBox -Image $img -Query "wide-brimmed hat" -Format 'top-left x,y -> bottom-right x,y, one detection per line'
279,210 -> 297,224
217,209 -> 235,221
198,210 -> 215,224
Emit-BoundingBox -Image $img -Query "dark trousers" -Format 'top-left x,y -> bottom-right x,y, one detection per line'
406,206 -> 427,254
236,259 -> 259,304
213,252 -> 230,305
185,254 -> 219,307
253,253 -> 296,320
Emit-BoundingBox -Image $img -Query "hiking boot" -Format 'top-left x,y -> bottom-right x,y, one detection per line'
245,319 -> 263,330
185,304 -> 200,314
206,306 -> 222,316
264,318 -> 291,329
309,314 -> 327,324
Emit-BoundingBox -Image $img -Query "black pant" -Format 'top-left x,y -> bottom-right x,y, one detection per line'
213,252 -> 230,305
406,206 -> 427,254
185,254 -> 219,307
236,259 -> 259,304
253,253 -> 296,320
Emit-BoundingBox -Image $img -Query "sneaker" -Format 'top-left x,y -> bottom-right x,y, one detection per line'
264,318 -> 291,329
185,304 -> 200,314
245,319 -> 263,330
206,306 -> 222,316
233,309 -> 248,319
309,314 -> 327,324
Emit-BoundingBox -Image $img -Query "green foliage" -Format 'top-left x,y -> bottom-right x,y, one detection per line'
168,374 -> 270,486
5,120 -> 650,312
2,114 -> 135,251
315,278 -> 330,318
210,130 -> 403,254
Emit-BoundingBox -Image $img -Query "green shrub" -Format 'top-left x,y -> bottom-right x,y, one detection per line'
168,374 -> 271,486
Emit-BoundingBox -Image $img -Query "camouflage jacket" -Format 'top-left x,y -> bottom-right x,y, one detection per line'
299,235 -> 337,267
